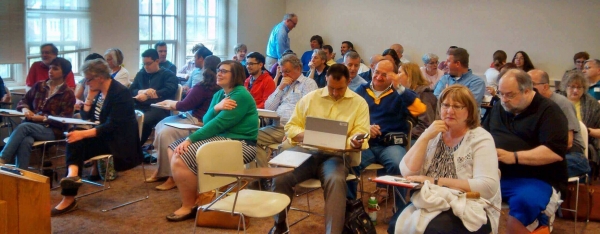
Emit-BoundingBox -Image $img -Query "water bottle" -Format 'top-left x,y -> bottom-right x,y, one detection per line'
367,196 -> 380,225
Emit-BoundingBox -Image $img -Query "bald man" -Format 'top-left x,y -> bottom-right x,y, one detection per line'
390,43 -> 410,64
359,54 -> 384,82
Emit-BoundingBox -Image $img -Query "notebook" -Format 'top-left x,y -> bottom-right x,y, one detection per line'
268,150 -> 312,168
303,116 -> 349,150
257,109 -> 279,118
371,175 -> 420,188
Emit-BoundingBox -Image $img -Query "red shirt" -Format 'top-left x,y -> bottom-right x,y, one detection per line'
244,71 -> 276,108
26,61 -> 76,88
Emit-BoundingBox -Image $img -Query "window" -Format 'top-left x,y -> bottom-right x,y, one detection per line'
139,0 -> 226,69
26,0 -> 91,74
0,64 -> 24,82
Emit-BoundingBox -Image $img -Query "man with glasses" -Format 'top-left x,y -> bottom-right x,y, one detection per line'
483,69 -> 568,233
26,43 -> 76,90
243,52 -> 275,109
130,49 -> 179,145
583,59 -> 600,100
265,13 -> 298,70
530,69 -> 589,178
433,47 -> 486,105
562,51 -> 590,81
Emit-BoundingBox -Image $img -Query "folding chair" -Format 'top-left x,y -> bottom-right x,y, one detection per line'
194,140 -> 292,233
562,121 -> 591,223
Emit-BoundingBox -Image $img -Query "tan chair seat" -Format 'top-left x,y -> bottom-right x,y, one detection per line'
201,189 -> 290,218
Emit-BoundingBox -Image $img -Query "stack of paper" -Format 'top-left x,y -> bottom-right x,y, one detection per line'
257,109 -> 279,118
268,150 -> 312,168
48,116 -> 97,125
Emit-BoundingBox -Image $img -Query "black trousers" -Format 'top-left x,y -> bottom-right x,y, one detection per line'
423,209 -> 492,234
139,107 -> 170,145
61,137 -> 110,196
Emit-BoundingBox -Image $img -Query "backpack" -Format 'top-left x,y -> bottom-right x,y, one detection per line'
343,199 -> 377,234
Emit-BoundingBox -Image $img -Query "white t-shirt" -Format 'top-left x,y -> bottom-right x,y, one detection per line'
484,68 -> 500,88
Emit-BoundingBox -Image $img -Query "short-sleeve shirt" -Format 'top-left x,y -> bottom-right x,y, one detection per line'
588,80 -> 600,100
549,93 -> 584,154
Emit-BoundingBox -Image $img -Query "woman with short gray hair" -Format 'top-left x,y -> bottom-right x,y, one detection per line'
104,48 -> 130,86
420,53 -> 444,89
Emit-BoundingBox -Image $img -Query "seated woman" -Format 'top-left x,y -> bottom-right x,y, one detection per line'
398,62 -> 438,142
145,55 -> 222,190
104,48 -> 130,86
512,51 -> 535,72
562,72 -> 600,172
390,85 -> 501,234
0,58 -> 75,168
165,61 -> 258,221
75,53 -> 105,109
419,53 -> 444,89
51,58 -> 142,216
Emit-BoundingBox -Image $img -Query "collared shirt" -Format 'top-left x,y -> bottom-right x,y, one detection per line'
26,61 -> 76,88
326,59 -> 336,66
244,71 -> 276,109
433,69 -> 486,105
185,68 -> 203,88
285,87 -> 370,150
588,80 -> 600,100
265,74 -> 318,126
349,75 -> 367,92
266,22 -> 290,59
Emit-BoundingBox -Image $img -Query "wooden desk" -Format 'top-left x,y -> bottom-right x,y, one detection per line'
205,167 -> 293,179
0,168 -> 50,234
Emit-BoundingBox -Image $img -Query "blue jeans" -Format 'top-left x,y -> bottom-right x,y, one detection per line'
346,144 -> 406,200
0,122 -> 56,169
566,151 -> 591,178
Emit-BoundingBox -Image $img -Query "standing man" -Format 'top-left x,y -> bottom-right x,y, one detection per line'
584,59 -> 600,100
265,13 -> 298,70
390,43 -> 410,64
244,52 -> 276,109
344,51 -> 367,91
269,64 -> 369,234
301,35 -> 323,72
433,47 -> 486,105
130,49 -> 179,145
155,41 -> 177,74
26,43 -> 76,89
335,41 -> 354,64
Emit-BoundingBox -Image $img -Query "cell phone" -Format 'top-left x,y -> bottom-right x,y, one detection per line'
353,133 -> 370,141
1,166 -> 23,176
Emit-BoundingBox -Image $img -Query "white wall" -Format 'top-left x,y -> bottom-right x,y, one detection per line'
90,0 -> 140,74
230,0 -> 286,58
285,0 -> 600,80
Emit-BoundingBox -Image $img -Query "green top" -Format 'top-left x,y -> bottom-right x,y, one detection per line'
188,85 -> 258,142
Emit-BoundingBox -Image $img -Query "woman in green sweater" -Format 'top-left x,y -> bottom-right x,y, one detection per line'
165,60 -> 258,222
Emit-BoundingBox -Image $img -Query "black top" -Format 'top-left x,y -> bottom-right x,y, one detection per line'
159,60 -> 177,74
483,92 -> 568,196
129,68 -> 179,111
303,65 -> 329,88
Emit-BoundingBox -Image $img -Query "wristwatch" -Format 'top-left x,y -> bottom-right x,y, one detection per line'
434,177 -> 439,185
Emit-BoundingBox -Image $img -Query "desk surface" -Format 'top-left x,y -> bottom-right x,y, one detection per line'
204,167 -> 293,179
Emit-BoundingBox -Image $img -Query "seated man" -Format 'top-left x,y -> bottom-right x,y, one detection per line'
130,49 -> 179,145
269,64 -> 370,234
335,41 -> 354,64
483,69 -> 568,233
26,43 -> 76,90
343,51 -> 368,91
178,43 -> 204,75
562,51 -> 589,81
301,35 -> 323,72
244,52 -> 276,109
323,45 -> 336,66
254,55 -> 318,189
183,44 -> 213,93
390,43 -> 410,64
433,47 -> 485,105
529,69 -> 590,177
305,49 -> 330,88
155,41 -> 177,73
348,59 -> 426,201
584,59 -> 600,100
359,54 -> 384,83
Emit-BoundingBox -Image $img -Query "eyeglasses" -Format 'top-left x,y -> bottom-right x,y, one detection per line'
575,61 -> 586,64
142,61 -> 155,66
246,62 -> 260,66
427,61 -> 439,65
217,69 -> 231,74
567,86 -> 584,91
84,76 -> 97,84
497,91 -> 519,100
440,103 -> 465,111
532,82 -> 547,86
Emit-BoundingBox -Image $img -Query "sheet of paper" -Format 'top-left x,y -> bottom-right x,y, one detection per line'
372,175 -> 420,188
0,109 -> 24,116
257,109 -> 279,118
165,123 -> 201,130
151,103 -> 171,110
48,116 -> 97,125
268,150 -> 312,168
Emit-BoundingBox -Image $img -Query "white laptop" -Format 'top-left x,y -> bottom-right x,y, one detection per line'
302,116 -> 349,150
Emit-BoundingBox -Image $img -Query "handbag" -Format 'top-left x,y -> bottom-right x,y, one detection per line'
381,132 -> 408,147
560,183 -> 600,221
342,199 -> 377,234
195,179 -> 250,229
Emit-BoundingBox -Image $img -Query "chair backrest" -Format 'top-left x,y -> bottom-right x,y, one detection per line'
172,84 -> 183,115
580,121 -> 589,159
135,110 -> 144,142
406,120 -> 413,151
196,140 -> 245,194
349,152 -> 361,167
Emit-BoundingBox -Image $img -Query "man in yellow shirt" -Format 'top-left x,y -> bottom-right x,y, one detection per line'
269,64 -> 370,234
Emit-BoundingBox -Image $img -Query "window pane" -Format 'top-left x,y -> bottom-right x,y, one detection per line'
64,19 -> 78,41
152,0 -> 163,15
26,0 -> 42,9
165,0 -> 175,15
165,16 -> 175,40
139,16 -> 150,40
196,17 -> 206,40
208,0 -> 216,16
63,0 -> 78,10
151,16 -> 163,40
47,0 -> 61,9
186,17 -> 196,41
46,18 -> 61,41
0,65 -> 10,78
26,18 -> 42,42
166,43 -> 175,63
208,18 -> 215,40
197,0 -> 206,15
139,0 -> 150,14
64,46 -> 76,51
29,47 -> 39,55
186,0 -> 194,15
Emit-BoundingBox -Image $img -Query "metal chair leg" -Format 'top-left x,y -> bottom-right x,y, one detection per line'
102,161 -> 150,212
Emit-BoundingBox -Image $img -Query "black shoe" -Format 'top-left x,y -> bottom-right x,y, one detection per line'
268,224 -> 288,234
60,176 -> 83,189
166,206 -> 197,222
51,201 -> 78,217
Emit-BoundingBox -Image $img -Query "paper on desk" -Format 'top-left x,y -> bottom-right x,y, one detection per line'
151,103 -> 171,110
257,109 -> 279,118
0,109 -> 24,116
372,175 -> 420,188
48,116 -> 97,125
268,150 -> 312,168
165,123 -> 201,130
